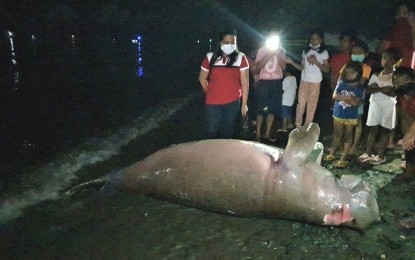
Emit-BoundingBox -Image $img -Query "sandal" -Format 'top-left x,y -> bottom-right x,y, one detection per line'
324,154 -> 336,162
335,160 -> 348,168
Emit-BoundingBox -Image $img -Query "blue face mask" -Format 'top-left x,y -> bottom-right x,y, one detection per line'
351,54 -> 365,63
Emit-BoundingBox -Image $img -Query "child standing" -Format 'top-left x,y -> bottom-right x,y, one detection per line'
358,47 -> 402,164
347,40 -> 372,155
287,28 -> 330,127
278,66 -> 297,132
325,61 -> 364,168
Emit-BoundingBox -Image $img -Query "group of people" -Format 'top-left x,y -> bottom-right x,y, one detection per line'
197,3 -> 415,182
198,28 -> 328,142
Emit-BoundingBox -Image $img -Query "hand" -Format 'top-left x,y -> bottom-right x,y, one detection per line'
398,132 -> 415,150
307,54 -> 318,65
241,105 -> 248,117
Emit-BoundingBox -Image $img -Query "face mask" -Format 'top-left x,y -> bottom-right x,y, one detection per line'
351,54 -> 365,63
309,43 -> 320,50
221,44 -> 236,55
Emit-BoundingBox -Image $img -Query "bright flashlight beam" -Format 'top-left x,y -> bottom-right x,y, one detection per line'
266,35 -> 280,51
211,2 -> 262,39
209,1 -> 303,62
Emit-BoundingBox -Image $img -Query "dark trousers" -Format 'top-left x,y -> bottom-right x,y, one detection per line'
205,99 -> 240,139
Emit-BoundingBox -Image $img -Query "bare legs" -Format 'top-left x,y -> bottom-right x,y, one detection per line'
365,126 -> 391,158
349,116 -> 362,155
328,120 -> 354,162
255,114 -> 275,140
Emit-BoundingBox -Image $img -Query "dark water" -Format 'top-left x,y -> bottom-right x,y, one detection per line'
0,32 -> 199,188
1,35 -> 415,259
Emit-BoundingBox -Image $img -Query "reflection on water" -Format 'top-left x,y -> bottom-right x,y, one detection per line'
6,31 -> 20,86
0,30 -> 196,187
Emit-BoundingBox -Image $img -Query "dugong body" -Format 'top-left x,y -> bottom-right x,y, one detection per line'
111,123 -> 379,230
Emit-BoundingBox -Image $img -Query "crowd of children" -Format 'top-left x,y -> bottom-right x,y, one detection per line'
249,12 -> 414,185
220,3 -> 415,192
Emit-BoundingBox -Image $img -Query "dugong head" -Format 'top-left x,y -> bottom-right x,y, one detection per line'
319,174 -> 380,230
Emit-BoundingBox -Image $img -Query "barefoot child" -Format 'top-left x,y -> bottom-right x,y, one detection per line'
325,61 -> 365,168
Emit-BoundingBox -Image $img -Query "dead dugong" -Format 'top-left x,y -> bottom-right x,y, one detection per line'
69,123 -> 380,230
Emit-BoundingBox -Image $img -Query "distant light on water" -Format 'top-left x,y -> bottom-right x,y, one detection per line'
7,30 -> 20,86
134,35 -> 144,77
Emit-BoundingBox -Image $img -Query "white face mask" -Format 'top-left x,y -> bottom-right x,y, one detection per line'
309,43 -> 320,49
221,44 -> 237,55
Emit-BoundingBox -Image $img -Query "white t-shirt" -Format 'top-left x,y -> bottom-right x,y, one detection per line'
301,49 -> 329,83
282,76 -> 297,106
368,72 -> 397,104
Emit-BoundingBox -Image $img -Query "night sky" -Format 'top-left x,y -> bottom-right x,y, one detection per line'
2,0 -> 399,52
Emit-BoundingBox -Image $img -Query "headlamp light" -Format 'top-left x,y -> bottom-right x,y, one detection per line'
266,35 -> 280,51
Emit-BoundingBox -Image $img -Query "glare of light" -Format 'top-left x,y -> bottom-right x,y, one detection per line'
132,39 -> 137,43
32,35 -> 36,40
138,67 -> 144,77
8,31 -> 13,37
197,40 -> 200,44
266,35 -> 280,51
136,34 -> 144,77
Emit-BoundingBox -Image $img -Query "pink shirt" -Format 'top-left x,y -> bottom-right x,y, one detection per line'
255,46 -> 286,80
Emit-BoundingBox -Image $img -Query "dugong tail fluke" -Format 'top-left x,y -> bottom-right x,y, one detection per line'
65,177 -> 109,196
65,171 -> 122,196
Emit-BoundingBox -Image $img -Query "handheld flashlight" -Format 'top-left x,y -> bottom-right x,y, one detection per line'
266,35 -> 280,51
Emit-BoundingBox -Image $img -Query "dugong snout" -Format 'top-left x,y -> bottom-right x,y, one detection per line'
322,175 -> 380,229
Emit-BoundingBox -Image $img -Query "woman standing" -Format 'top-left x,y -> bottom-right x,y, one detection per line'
198,30 -> 249,139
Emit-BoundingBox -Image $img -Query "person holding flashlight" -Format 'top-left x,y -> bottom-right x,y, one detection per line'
251,31 -> 287,142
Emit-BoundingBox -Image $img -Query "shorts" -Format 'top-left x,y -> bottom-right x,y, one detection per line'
333,116 -> 358,126
366,100 -> 396,129
281,105 -> 293,119
255,79 -> 283,117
